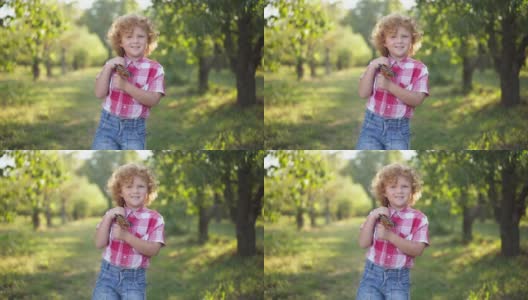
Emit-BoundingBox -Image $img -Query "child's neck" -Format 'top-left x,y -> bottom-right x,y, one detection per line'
388,54 -> 408,63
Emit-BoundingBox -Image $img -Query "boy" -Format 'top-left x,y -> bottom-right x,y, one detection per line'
92,14 -> 165,150
356,14 -> 429,150
356,163 -> 429,299
92,163 -> 165,299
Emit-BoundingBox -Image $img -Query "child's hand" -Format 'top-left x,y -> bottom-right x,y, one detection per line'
112,74 -> 129,91
370,207 -> 389,218
376,223 -> 393,241
369,57 -> 390,70
106,57 -> 126,69
112,223 -> 129,241
108,207 -> 125,217
376,73 -> 392,91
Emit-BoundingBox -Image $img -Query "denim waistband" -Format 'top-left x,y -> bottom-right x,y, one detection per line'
365,109 -> 409,126
101,109 -> 145,124
101,259 -> 145,274
365,259 -> 409,275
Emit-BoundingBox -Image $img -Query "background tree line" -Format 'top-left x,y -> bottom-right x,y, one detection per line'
264,150 -> 528,257
264,0 -> 528,107
0,150 -> 264,257
0,0 -> 264,106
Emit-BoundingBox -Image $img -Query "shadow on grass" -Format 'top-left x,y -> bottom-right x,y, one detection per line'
0,68 -> 264,149
264,68 -> 528,149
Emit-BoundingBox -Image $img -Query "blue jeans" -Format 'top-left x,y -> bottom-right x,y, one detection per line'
356,260 -> 410,300
91,110 -> 146,150
92,260 -> 146,300
356,110 -> 411,150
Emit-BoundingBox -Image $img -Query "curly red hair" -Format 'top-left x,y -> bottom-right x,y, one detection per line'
371,13 -> 423,57
371,163 -> 422,207
107,14 -> 159,57
107,163 -> 158,207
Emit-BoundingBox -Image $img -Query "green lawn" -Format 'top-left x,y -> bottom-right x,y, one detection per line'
264,217 -> 528,299
0,67 -> 263,149
0,217 -> 264,299
264,67 -> 528,149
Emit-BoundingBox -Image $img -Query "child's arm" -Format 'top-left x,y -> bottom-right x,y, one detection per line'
358,207 -> 389,248
376,75 -> 426,107
376,224 -> 426,257
113,76 -> 162,107
112,224 -> 162,257
358,57 -> 389,99
94,207 -> 125,249
95,57 -> 126,99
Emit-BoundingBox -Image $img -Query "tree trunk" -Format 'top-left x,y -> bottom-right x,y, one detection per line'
462,205 -> 473,243
61,47 -> 66,75
214,192 -> 222,223
32,209 -> 40,230
500,158 -> 519,256
198,205 -> 209,243
325,47 -> 331,75
198,55 -> 210,94
309,60 -> 316,78
462,55 -> 474,94
32,56 -> 40,80
296,208 -> 304,230
296,57 -> 304,80
498,14 -> 521,106
61,197 -> 67,225
235,14 -> 257,107
236,159 -> 260,257
46,57 -> 52,78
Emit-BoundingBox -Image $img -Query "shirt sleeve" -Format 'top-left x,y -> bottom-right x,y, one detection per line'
144,65 -> 165,96
144,214 -> 166,246
407,65 -> 429,96
407,215 -> 430,246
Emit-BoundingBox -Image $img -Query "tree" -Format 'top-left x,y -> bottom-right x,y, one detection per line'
267,0 -> 330,80
78,151 -> 140,209
1,0 -> 66,79
80,0 -> 139,60
152,1 -> 223,94
343,0 -> 403,60
342,151 -> 403,209
471,151 -> 528,257
416,0 -> 487,94
466,0 -> 528,106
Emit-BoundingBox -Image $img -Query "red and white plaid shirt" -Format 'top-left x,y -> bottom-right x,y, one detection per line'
361,206 -> 429,269
102,55 -> 165,119
364,56 -> 429,119
98,206 -> 165,269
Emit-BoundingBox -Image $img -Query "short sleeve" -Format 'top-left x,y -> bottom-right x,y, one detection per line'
144,214 -> 166,246
407,215 -> 430,246
407,65 -> 429,96
144,65 -> 165,95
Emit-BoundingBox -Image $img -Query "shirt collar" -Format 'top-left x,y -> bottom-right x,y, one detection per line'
388,55 -> 410,67
388,205 -> 410,216
124,205 -> 146,216
124,55 -> 146,67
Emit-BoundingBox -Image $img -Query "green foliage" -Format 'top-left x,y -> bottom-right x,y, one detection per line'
80,0 -> 140,59
342,0 -> 404,59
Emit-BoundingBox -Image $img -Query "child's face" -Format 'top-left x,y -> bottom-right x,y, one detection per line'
120,26 -> 148,59
120,175 -> 148,209
383,175 -> 412,210
384,26 -> 412,59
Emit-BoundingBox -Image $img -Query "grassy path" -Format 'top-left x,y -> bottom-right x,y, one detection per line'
0,68 -> 263,149
264,217 -> 528,299
0,217 -> 264,299
264,68 -> 528,149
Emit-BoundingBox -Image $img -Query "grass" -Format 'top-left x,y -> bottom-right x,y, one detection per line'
264,67 -> 528,149
0,216 -> 264,299
264,217 -> 528,299
0,66 -> 263,149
